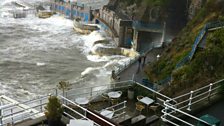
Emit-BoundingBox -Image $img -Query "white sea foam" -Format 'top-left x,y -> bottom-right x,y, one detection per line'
36,62 -> 45,66
0,0 -> 133,101
87,55 -> 110,62
81,67 -> 100,77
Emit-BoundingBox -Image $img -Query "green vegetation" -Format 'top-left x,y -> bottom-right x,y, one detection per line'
57,81 -> 71,97
126,0 -> 169,7
143,0 -> 168,7
145,0 -> 224,96
45,96 -> 63,124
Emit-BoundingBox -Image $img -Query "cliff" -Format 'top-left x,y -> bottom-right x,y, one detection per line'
144,0 -> 224,97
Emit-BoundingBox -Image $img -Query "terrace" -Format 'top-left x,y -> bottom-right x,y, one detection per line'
0,79 -> 223,126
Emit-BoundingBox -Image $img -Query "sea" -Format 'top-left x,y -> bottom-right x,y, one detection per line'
0,0 -> 132,101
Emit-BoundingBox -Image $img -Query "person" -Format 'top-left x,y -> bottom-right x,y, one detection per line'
111,70 -> 120,81
142,53 -> 146,67
137,56 -> 141,73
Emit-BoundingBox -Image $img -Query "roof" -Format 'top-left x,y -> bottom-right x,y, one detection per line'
197,114 -> 221,126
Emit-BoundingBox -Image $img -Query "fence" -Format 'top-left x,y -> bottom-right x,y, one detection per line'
114,41 -> 159,77
176,21 -> 224,68
59,95 -> 116,126
1,78 -> 223,126
161,78 -> 224,126
0,95 -> 50,126
62,80 -> 132,100
96,101 -> 127,120
132,21 -> 163,32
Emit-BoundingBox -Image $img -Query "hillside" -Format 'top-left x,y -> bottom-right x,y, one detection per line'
144,0 -> 224,97
112,0 -> 188,35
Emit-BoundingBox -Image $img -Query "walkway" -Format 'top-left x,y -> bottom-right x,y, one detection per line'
118,48 -> 163,83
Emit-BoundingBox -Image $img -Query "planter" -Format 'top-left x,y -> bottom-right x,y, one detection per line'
48,119 -> 61,126
128,89 -> 134,100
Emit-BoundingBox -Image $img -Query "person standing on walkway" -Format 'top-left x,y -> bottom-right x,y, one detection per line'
142,53 -> 146,67
137,56 -> 141,73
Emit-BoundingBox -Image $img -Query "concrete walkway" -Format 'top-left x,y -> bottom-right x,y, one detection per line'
118,48 -> 163,83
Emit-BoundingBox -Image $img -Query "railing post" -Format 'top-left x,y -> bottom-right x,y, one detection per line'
187,91 -> 193,111
163,100 -> 169,120
123,101 -> 126,119
65,92 -> 68,105
90,87 -> 93,97
132,74 -> 135,81
0,100 -> 2,125
11,108 -> 13,125
207,83 -> 213,101
40,98 -> 43,112
55,88 -> 58,96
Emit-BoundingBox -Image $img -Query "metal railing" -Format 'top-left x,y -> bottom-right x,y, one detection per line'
176,21 -> 224,68
161,78 -> 224,126
59,95 -> 116,126
98,101 -> 127,120
3,79 -> 222,126
114,56 -> 140,76
63,80 -> 133,100
0,95 -> 50,126
114,41 -> 161,77
132,21 -> 163,32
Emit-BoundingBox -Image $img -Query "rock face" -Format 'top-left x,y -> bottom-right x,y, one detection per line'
188,0 -> 207,19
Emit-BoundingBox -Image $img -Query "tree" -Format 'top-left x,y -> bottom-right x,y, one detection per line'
45,96 -> 63,126
57,81 -> 71,97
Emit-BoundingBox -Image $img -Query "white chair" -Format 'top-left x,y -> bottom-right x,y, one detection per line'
117,91 -> 122,96
137,95 -> 144,101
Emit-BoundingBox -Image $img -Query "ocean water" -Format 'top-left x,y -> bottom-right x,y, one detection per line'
0,0 -> 131,101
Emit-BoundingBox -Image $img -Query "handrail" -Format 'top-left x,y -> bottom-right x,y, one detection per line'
162,78 -> 224,126
135,82 -> 174,103
0,95 -> 49,110
63,80 -> 132,99
59,95 -> 116,126
162,100 -> 211,126
176,21 -> 224,68
132,21 -> 163,31
102,101 -> 127,119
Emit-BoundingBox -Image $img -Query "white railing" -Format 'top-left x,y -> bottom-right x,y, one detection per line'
59,95 -> 116,126
135,82 -> 175,105
5,78 -> 221,126
99,101 -> 127,120
0,95 -> 49,126
114,41 -> 162,77
161,79 -> 224,126
114,56 -> 140,76
62,80 -> 133,100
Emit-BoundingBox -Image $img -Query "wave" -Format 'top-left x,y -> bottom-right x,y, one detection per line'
36,62 -> 45,66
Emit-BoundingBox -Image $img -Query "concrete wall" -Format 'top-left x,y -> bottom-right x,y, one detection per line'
91,47 -> 139,58
51,1 -> 91,22
99,7 -> 133,48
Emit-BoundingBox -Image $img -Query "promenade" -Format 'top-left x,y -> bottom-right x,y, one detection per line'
118,48 -> 163,83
